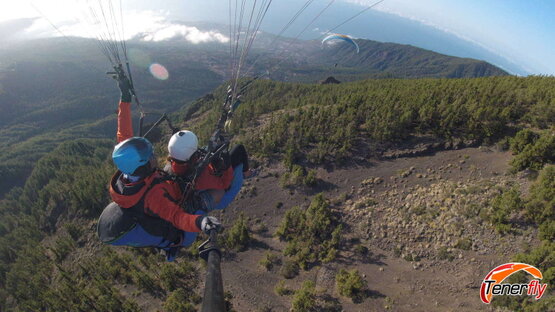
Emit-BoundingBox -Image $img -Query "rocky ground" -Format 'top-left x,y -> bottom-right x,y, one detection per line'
211,146 -> 540,312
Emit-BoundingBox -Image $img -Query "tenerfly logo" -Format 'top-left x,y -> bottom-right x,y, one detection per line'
480,263 -> 548,304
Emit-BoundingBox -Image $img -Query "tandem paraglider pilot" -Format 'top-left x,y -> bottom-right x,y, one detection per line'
97,70 -> 221,261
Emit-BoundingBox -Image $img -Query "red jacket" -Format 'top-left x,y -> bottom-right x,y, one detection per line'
196,164 -> 233,190
170,160 -> 234,191
111,100 -> 201,233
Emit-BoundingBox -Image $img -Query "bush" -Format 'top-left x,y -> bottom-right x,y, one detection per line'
354,245 -> 369,256
486,187 -> 522,233
64,222 -> 83,241
524,165 -> 555,225
538,221 -> 555,241
163,289 -> 196,312
279,165 -> 318,188
5,246 -> 53,310
510,129 -> 539,154
280,260 -> 299,279
336,269 -> 368,302
52,234 -> 76,261
291,281 -> 317,312
502,241 -> 555,311
496,136 -> 511,151
259,252 -> 280,271
514,241 -> 555,285
304,169 -> 318,186
437,247 -> 455,261
454,238 -> 472,251
130,271 -> 159,295
510,130 -> 555,172
159,262 -> 198,292
224,213 -> 251,251
276,194 -> 342,269
274,280 -> 292,296
251,218 -> 268,234
493,167 -> 554,309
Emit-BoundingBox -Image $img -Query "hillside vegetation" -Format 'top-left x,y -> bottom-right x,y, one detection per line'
183,76 -> 553,310
0,73 -> 553,310
317,40 -> 507,78
272,39 -> 508,82
187,76 -> 554,165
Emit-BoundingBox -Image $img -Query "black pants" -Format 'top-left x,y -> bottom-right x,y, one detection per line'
229,145 -> 249,172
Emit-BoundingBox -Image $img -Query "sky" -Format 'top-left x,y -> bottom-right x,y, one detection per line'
365,0 -> 555,75
0,0 -> 554,75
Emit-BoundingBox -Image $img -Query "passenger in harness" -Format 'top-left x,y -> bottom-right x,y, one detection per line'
165,130 -> 256,212
97,74 -> 221,261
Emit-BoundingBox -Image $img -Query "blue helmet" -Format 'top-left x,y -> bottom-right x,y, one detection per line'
112,137 -> 154,175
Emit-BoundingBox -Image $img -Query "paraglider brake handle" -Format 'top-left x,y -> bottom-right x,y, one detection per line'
106,65 -> 135,94
198,229 -> 222,262
106,64 -> 126,79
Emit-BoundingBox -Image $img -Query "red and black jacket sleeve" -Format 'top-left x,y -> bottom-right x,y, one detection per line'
144,183 -> 203,233
117,100 -> 134,143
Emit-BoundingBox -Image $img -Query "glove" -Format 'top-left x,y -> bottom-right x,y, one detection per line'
200,216 -> 221,234
117,74 -> 133,103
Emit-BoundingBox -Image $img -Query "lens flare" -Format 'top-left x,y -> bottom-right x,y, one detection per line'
149,63 -> 169,80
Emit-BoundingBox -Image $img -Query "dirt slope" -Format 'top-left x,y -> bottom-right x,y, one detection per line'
213,146 -> 538,312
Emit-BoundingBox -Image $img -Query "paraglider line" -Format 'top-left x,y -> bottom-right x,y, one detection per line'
322,0 -> 386,37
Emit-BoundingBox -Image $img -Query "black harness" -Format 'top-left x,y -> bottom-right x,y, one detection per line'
97,175 -> 182,245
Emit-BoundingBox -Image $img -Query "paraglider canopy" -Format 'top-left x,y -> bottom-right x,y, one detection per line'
321,33 -> 360,54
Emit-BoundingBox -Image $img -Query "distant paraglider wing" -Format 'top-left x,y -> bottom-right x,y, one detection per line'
321,34 -> 360,53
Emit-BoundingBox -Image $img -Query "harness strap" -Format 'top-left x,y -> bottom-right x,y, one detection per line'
124,171 -> 182,244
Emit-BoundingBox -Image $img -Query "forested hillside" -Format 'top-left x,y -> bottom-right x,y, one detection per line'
313,40 -> 507,78
1,75 -> 553,311
186,76 -> 553,164
265,39 -> 508,82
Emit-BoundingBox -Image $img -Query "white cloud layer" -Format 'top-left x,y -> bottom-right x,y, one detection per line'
138,21 -> 229,43
3,4 -> 229,45
122,11 -> 229,43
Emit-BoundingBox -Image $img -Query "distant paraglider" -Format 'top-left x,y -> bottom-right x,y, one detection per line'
322,33 -> 360,54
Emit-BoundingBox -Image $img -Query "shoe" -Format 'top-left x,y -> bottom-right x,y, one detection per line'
244,168 -> 259,179
164,246 -> 180,262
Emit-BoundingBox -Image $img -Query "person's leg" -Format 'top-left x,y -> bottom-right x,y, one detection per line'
229,145 -> 249,171
214,164 -> 244,210
106,225 -> 167,247
181,231 -> 199,247
162,230 -> 200,262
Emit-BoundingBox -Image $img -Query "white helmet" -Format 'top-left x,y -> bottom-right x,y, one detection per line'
168,130 -> 198,161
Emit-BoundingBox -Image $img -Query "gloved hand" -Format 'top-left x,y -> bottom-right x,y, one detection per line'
200,216 -> 221,234
117,73 -> 133,103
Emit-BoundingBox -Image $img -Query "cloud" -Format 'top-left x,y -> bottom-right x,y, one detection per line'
9,7 -> 228,45
129,11 -> 229,43
0,18 -> 39,42
37,9 -> 229,44
139,23 -> 229,44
